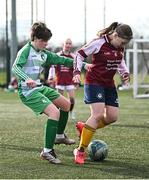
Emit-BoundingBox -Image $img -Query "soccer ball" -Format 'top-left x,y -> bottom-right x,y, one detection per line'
88,139 -> 108,161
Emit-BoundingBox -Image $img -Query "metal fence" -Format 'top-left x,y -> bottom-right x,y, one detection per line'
0,0 -> 41,87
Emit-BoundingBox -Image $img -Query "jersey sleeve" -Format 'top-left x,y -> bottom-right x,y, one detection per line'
12,45 -> 30,81
45,50 -> 73,67
73,38 -> 103,75
117,58 -> 129,76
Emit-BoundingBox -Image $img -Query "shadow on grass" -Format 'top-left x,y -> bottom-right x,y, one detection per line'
56,149 -> 149,178
62,158 -> 149,179
0,144 -> 148,178
0,143 -> 41,152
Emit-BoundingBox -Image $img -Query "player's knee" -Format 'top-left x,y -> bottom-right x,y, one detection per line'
92,113 -> 104,122
107,114 -> 118,124
48,108 -> 60,120
64,101 -> 71,112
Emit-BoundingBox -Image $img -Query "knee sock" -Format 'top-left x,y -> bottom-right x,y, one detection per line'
44,119 -> 58,149
57,110 -> 68,134
78,124 -> 96,151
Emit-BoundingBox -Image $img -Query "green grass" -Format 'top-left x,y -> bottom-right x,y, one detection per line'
0,71 -> 6,85
0,88 -> 149,179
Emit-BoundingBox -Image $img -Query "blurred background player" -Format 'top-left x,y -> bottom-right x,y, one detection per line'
73,22 -> 133,165
7,76 -> 18,92
48,38 -> 76,120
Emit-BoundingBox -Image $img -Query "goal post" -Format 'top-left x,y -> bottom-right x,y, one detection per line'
125,39 -> 149,98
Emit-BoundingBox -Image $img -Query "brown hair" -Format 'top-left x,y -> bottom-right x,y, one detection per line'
31,22 -> 52,41
97,22 -> 133,41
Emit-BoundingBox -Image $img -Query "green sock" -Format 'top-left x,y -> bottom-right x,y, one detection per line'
57,110 -> 68,134
44,119 -> 58,149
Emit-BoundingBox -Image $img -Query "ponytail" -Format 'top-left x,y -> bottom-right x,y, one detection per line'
97,22 -> 119,37
97,22 -> 133,41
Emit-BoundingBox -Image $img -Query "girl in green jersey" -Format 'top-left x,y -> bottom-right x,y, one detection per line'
12,22 -> 76,164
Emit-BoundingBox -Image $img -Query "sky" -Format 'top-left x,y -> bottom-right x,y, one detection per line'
1,0 -> 149,46
40,0 -> 149,45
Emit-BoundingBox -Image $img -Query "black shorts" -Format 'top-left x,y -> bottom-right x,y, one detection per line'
84,84 -> 119,107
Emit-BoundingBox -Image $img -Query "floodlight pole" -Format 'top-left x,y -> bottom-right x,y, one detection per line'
103,0 -> 106,28
36,0 -> 38,21
10,0 -> 18,79
84,0 -> 87,44
6,0 -> 10,86
44,0 -> 46,23
31,0 -> 33,25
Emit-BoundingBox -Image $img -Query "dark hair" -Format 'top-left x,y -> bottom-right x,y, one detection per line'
97,22 -> 133,41
31,22 -> 52,41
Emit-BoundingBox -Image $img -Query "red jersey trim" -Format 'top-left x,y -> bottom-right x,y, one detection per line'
78,49 -> 88,58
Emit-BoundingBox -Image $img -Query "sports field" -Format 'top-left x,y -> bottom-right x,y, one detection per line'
0,87 -> 149,179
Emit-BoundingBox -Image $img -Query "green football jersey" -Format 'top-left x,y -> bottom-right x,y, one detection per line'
12,42 -> 73,97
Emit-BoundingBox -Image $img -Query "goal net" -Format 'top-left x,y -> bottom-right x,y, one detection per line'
125,39 -> 149,98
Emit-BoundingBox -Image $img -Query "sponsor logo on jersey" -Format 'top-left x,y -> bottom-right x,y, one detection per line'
31,55 -> 37,58
104,52 -> 111,55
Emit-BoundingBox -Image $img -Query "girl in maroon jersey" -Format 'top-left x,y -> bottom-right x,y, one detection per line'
48,38 -> 76,120
73,22 -> 133,164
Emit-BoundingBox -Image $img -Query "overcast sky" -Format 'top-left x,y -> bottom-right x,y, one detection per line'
1,0 -> 149,45
39,0 -> 149,45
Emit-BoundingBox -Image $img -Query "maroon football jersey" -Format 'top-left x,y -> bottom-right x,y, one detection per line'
56,51 -> 74,85
74,35 -> 128,88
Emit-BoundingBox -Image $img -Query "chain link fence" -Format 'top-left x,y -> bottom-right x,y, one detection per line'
0,0 -> 35,87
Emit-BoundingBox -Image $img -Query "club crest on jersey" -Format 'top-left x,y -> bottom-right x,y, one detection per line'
115,98 -> 119,104
41,98 -> 48,103
97,93 -> 103,99
41,54 -> 45,60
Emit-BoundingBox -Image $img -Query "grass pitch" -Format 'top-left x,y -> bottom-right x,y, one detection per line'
0,88 -> 149,179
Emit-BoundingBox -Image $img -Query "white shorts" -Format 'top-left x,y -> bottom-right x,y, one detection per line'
56,85 -> 75,91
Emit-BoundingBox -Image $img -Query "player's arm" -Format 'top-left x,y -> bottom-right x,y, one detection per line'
73,39 -> 100,84
12,46 -> 37,88
45,51 -> 73,67
12,47 -> 30,81
117,58 -> 130,85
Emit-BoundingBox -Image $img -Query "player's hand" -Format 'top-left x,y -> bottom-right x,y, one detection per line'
26,78 -> 37,88
47,78 -> 56,88
122,73 -> 130,85
73,74 -> 81,86
47,78 -> 54,84
85,63 -> 93,72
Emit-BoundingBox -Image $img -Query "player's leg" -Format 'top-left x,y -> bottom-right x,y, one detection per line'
41,103 -> 62,164
76,86 -> 119,137
52,94 -> 75,145
57,89 -> 64,95
102,86 -> 119,126
74,102 -> 105,164
74,84 -> 106,164
56,85 -> 65,95
20,89 -> 61,164
66,86 -> 76,120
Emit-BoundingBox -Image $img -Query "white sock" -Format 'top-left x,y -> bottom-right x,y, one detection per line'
43,148 -> 52,153
56,134 -> 65,139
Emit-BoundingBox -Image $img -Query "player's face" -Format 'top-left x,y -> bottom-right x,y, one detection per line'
63,39 -> 72,51
34,38 -> 49,50
111,33 -> 129,49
